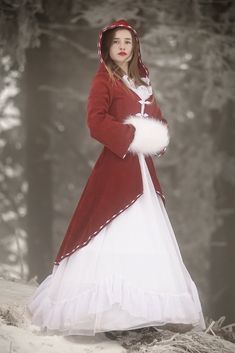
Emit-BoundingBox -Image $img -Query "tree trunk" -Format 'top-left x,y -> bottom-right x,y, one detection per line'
208,0 -> 235,325
24,34 -> 53,282
210,100 -> 235,324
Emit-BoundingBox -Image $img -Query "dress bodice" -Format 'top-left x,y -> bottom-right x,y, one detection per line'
122,75 -> 153,117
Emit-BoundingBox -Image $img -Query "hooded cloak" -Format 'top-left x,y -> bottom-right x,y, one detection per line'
54,19 -> 169,265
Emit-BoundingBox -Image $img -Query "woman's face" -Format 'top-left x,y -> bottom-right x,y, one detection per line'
109,29 -> 133,69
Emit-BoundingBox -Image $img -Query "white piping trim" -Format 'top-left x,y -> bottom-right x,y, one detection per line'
54,166 -> 166,267
54,188 -> 166,265
54,193 -> 143,265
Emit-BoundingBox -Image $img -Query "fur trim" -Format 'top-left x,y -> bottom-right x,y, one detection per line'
124,115 -> 169,155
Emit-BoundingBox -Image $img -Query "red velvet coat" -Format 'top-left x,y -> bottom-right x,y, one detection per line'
54,20 -> 169,265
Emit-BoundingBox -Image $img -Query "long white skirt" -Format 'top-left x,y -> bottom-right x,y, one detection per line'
27,154 -> 206,335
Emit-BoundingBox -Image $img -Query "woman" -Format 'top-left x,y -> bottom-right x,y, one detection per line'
27,19 -> 206,336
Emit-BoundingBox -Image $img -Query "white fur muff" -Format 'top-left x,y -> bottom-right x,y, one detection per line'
124,115 -> 170,155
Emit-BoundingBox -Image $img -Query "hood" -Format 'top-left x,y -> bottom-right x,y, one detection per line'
97,19 -> 149,77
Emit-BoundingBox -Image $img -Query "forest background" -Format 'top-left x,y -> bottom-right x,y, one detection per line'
0,0 -> 234,325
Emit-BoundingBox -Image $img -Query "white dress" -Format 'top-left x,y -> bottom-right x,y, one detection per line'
27,78 -> 206,336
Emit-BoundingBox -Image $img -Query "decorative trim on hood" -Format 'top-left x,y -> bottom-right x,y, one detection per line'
97,19 -> 149,77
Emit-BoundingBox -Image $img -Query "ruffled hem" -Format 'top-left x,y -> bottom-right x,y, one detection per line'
27,274 -> 205,336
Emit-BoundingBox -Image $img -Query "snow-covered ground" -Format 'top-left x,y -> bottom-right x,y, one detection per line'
0,278 -> 126,353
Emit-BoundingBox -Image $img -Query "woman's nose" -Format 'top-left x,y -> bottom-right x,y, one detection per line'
119,42 -> 125,50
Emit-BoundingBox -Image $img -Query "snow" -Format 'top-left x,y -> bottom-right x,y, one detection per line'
0,278 -> 126,353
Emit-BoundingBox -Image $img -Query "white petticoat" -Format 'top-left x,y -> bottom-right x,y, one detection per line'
27,154 -> 206,336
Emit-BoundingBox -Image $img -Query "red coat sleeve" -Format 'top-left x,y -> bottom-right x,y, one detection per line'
87,74 -> 135,159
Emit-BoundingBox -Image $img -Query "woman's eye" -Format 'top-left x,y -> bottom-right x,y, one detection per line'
112,40 -> 132,45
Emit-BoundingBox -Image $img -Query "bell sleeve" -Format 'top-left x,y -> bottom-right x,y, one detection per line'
87,74 -> 136,159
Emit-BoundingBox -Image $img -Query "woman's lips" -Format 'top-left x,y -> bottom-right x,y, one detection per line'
118,52 -> 127,56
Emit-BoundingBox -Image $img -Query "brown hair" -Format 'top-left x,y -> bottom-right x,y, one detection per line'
101,27 -> 149,88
